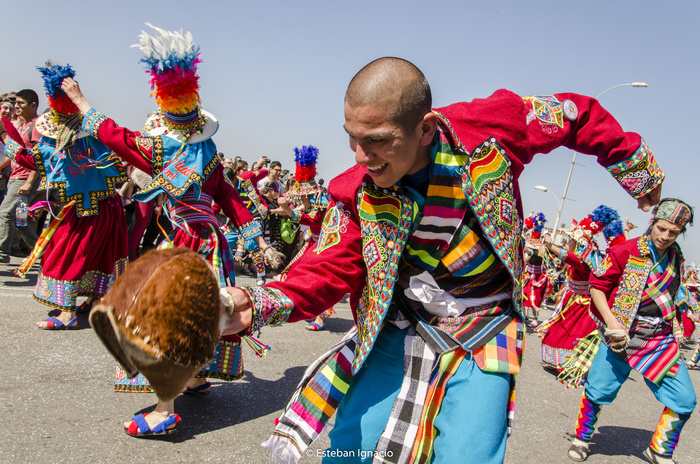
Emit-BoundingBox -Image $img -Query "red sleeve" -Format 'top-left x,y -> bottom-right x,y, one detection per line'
7,146 -> 37,171
437,91 -> 662,202
204,165 -> 255,228
298,208 -> 325,235
564,252 -> 588,273
263,166 -> 367,322
82,109 -> 154,175
240,169 -> 268,184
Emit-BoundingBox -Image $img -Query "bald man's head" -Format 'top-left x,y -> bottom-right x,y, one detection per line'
345,57 -> 432,132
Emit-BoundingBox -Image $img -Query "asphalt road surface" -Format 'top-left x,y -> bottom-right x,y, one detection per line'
1,257 -> 699,463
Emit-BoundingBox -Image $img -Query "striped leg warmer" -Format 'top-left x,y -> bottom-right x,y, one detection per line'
574,391 -> 602,442
690,344 -> 700,364
649,407 -> 691,457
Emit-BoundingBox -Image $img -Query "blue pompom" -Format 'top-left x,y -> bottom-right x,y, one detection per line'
603,220 -> 624,239
591,205 -> 620,226
293,145 -> 319,167
37,63 -> 76,98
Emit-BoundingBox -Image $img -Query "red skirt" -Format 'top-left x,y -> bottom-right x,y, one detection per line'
34,196 -> 128,310
539,292 -> 598,369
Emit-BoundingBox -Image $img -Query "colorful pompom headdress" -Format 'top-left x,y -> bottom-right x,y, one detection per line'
524,212 -> 547,239
133,23 -> 218,143
568,205 -> 625,248
35,61 -> 82,151
289,145 -> 319,197
38,62 -> 79,116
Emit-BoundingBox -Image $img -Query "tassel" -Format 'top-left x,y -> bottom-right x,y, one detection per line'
558,331 -> 602,389
243,334 -> 270,357
15,201 -> 75,278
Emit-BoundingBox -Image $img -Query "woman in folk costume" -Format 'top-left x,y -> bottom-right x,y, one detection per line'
522,212 -> 551,328
0,63 -> 128,329
276,146 -> 333,330
537,206 -> 626,372
62,24 -> 280,435
231,157 -> 272,285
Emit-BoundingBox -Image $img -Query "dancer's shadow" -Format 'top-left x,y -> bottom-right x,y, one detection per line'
323,316 -> 355,335
565,426 -> 653,460
132,366 -> 308,442
0,268 -> 37,286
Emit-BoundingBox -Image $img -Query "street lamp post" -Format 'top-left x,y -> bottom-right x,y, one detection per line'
551,82 -> 648,245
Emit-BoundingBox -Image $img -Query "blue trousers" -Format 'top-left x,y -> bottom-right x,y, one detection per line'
325,324 -> 511,464
585,341 -> 697,414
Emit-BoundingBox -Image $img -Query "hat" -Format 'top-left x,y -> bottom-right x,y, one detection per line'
567,205 -> 624,248
133,23 -> 217,142
35,62 -> 85,149
524,212 -> 546,239
288,145 -> 319,197
142,108 -> 218,144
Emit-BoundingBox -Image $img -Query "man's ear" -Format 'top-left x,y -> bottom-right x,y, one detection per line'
418,112 -> 438,146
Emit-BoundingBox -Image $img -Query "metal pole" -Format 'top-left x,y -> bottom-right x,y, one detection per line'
552,152 -> 576,244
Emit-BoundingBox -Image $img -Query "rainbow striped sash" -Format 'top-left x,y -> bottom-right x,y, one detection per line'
262,328 -> 357,463
640,250 -> 678,320
15,201 -> 76,278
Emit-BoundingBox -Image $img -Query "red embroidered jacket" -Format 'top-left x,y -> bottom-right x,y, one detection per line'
253,91 -> 664,372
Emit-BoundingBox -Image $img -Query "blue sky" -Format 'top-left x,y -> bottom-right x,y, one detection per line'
5,1 -> 699,262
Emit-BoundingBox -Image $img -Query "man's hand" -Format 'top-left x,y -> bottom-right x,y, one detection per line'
276,197 -> 293,217
17,181 -> 32,195
637,184 -> 662,212
60,78 -> 93,115
219,287 -> 253,336
605,318 -> 626,334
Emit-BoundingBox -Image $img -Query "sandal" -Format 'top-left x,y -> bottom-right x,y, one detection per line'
125,413 -> 180,437
643,447 -> 676,464
306,321 -> 325,331
568,441 -> 589,462
183,381 -> 211,397
37,316 -> 78,330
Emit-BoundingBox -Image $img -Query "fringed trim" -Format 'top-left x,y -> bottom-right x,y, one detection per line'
244,334 -> 271,357
261,435 -> 303,464
114,384 -> 153,393
196,371 -> 244,381
15,201 -> 75,278
558,331 -> 602,389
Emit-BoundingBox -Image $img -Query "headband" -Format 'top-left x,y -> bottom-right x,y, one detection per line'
654,200 -> 692,229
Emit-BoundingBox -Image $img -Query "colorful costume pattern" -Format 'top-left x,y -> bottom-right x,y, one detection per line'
5,133 -> 128,310
538,252 -> 600,370
82,109 -> 260,390
572,236 -> 698,458
522,261 -> 551,320
243,91 -> 662,463
234,170 -> 269,276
